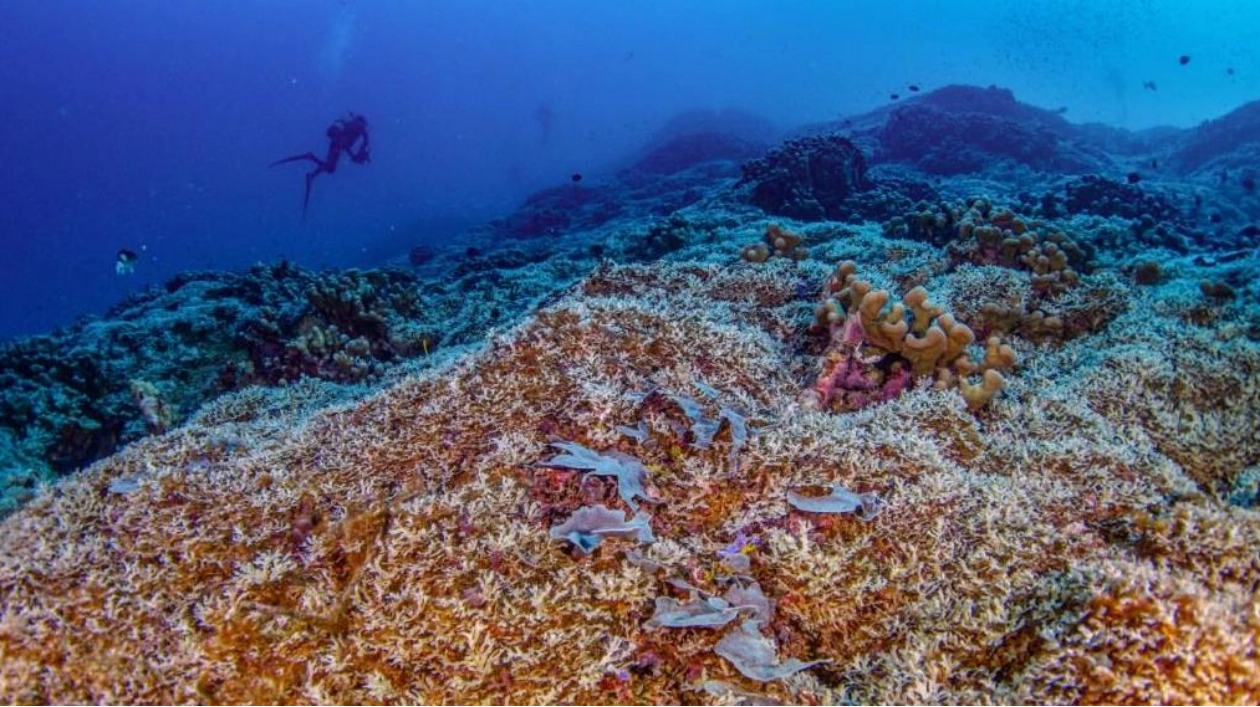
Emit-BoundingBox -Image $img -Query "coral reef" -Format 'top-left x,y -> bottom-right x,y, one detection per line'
1167,99 -> 1260,174
738,135 -> 871,220
942,204 -> 1090,296
873,86 -> 1102,175
806,260 -> 1015,412
490,183 -> 624,239
628,214 -> 695,262
740,223 -> 808,263
4,83 -> 1260,703
887,198 -> 1094,277
883,199 -> 1129,344
236,267 -> 432,386
1082,322 -> 1260,499
1062,174 -> 1183,222
1018,561 -> 1260,704
0,262 -> 531,510
625,132 -> 766,176
487,129 -> 759,242
1052,175 -> 1207,254
961,269 -> 1130,344
2,258 -> 1257,703
879,103 -> 1053,175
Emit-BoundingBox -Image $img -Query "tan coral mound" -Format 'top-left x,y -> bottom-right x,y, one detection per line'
1,261 -> 1259,704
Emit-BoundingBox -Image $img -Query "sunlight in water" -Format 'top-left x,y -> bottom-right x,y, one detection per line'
318,9 -> 356,83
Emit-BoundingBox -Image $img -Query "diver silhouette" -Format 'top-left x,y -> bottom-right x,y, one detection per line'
271,112 -> 371,219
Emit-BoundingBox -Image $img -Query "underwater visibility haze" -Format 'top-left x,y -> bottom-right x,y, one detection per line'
2,0 -> 1260,703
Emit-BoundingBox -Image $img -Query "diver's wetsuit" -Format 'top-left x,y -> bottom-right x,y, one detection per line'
272,114 -> 370,218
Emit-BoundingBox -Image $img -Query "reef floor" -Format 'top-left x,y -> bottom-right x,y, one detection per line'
2,243 -> 1259,702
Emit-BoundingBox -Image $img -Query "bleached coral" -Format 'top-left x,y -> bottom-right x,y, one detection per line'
0,258 -> 1255,704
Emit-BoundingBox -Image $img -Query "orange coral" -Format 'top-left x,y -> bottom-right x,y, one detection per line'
741,223 -> 808,263
809,261 -> 1015,412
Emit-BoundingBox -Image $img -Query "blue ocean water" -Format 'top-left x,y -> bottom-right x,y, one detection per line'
0,0 -> 1256,340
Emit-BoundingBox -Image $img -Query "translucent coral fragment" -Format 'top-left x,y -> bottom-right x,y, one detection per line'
653,577 -> 773,627
107,477 -> 141,494
646,595 -> 748,629
683,384 -> 752,470
715,620 -> 829,682
719,405 -> 749,468
544,441 -> 651,507
787,484 -> 882,520
616,421 -> 649,443
673,394 -> 720,448
550,504 -> 654,555
624,549 -> 668,573
718,551 -> 752,576
635,383 -> 753,470
716,533 -> 761,577
723,580 -> 774,625
692,380 -> 723,399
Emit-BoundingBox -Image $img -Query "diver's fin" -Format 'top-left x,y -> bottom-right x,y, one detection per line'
270,152 -> 322,168
302,171 -> 315,221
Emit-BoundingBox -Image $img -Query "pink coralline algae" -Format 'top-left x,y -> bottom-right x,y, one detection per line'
805,261 -> 1014,413
809,308 -> 915,412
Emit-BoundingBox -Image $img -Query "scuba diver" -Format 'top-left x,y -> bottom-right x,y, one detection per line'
271,112 -> 371,219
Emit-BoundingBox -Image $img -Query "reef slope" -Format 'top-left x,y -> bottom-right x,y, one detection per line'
2,249 -> 1258,703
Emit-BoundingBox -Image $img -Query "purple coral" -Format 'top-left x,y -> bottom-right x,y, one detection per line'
718,533 -> 761,560
807,313 -> 913,413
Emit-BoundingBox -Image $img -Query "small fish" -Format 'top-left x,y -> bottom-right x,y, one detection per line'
1126,172 -> 1142,184
1142,80 -> 1158,91
571,173 -> 582,183
1243,175 -> 1256,193
1150,158 -> 1158,169
1227,66 -> 1235,75
907,84 -> 920,92
889,93 -> 900,101
116,248 -> 138,275
1178,54 -> 1191,65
